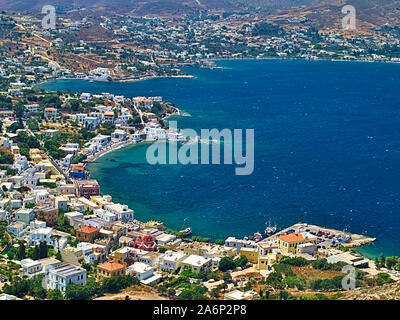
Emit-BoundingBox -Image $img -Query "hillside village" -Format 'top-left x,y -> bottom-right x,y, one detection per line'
0,76 -> 399,300
0,7 -> 400,301
0,8 -> 399,85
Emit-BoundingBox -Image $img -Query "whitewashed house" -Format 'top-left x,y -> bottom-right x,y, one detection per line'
46,264 -> 87,292
158,250 -> 186,272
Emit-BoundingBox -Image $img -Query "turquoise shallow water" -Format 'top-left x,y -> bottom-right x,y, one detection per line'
39,59 -> 400,258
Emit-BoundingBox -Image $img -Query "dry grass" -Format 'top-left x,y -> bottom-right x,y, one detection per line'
292,265 -> 342,281
94,285 -> 167,301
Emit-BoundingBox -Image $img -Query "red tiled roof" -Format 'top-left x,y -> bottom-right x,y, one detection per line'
71,165 -> 84,171
77,225 -> 100,234
279,232 -> 304,243
98,262 -> 124,272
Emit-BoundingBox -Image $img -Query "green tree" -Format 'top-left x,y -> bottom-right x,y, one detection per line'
218,257 -> 236,272
234,255 -> 248,268
378,253 -> 386,268
39,241 -> 48,259
69,99 -> 81,112
101,274 -> 139,294
376,273 -> 394,285
279,290 -> 290,300
32,245 -> 40,260
13,102 -> 26,120
210,287 -> 220,299
266,271 -> 283,289
65,283 -> 92,300
0,150 -> 14,164
17,242 -> 26,260
46,289 -> 64,300
385,256 -> 398,270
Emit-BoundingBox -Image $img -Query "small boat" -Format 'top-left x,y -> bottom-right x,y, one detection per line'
265,220 -> 277,237
180,218 -> 192,235
180,227 -> 192,235
246,233 -> 263,241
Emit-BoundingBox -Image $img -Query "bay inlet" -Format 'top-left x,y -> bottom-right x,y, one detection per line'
38,59 -> 400,258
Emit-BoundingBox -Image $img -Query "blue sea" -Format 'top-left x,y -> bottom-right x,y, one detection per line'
39,59 -> 400,259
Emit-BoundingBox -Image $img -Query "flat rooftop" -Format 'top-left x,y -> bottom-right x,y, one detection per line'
50,264 -> 85,277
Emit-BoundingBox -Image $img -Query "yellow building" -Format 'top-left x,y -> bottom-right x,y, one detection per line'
257,242 -> 282,270
60,246 -> 85,266
278,233 -> 317,254
97,262 -> 125,281
30,148 -> 45,164
90,195 -> 112,209
109,247 -> 136,266
239,247 -> 259,264
257,252 -> 281,270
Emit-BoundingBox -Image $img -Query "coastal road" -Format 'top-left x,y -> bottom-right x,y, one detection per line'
48,155 -> 73,184
133,103 -> 145,125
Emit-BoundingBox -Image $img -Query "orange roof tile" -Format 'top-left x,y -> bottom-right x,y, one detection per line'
279,232 -> 304,243
77,226 -> 100,234
98,262 -> 124,272
71,165 -> 84,171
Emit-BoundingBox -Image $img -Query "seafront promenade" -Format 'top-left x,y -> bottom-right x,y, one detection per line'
85,137 -> 140,163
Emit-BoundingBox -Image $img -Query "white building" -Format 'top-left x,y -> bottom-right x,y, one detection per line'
104,203 -> 134,222
75,113 -> 88,122
7,221 -> 26,238
64,211 -> 84,225
115,108 -> 132,124
94,208 -> 117,223
55,196 -> 69,211
44,129 -> 59,138
34,189 -> 51,206
158,250 -> 186,272
76,242 -> 104,264
27,227 -> 53,247
0,294 -> 22,300
224,290 -> 257,301
167,131 -> 186,142
15,208 -> 35,225
0,209 -> 9,222
12,155 -> 29,173
46,264 -> 87,292
20,258 -> 42,279
225,237 -> 258,255
24,104 -> 40,114
90,134 -> 111,146
111,129 -> 127,141
155,233 -> 176,245
145,124 -> 167,140
181,255 -> 212,274
127,262 -> 161,285
62,143 -> 80,154
44,108 -> 58,121
80,93 -> 91,100
62,154 -> 74,167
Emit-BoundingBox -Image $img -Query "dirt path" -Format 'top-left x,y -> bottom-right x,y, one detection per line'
94,285 -> 168,301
